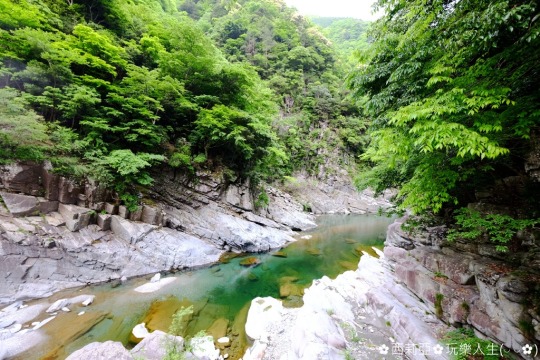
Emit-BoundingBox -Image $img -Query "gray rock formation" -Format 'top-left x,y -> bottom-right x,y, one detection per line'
0,162 -> 386,307
384,218 -> 540,354
65,341 -> 134,360
243,252 -> 448,360
130,330 -> 184,360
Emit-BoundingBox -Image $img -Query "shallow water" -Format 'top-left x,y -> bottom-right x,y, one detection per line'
18,214 -> 393,360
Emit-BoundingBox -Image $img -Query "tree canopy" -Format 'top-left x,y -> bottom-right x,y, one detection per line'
349,0 -> 540,214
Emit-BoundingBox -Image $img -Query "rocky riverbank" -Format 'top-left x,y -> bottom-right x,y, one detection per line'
384,217 -> 540,357
241,249 -> 450,360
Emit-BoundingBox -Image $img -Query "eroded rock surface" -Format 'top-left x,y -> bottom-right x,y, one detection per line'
385,217 -> 540,353
242,252 -> 448,360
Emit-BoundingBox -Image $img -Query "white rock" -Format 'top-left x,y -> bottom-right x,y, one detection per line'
190,335 -> 219,360
120,276 -> 128,282
150,273 -> 161,283
46,299 -> 68,313
9,323 -> 22,334
217,336 -> 230,345
33,316 -> 56,330
61,307 -> 71,312
78,311 -> 85,316
134,277 -> 176,293
132,323 -> 150,339
82,296 -> 94,306
245,297 -> 283,341
300,235 -> 312,240
224,354 -> 229,359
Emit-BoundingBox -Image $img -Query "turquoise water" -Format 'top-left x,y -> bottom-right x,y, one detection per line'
22,214 -> 393,360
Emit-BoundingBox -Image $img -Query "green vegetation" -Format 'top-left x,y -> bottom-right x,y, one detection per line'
0,0 -> 372,209
349,0 -> 540,216
311,17 -> 370,68
448,209 -> 538,252
435,293 -> 444,319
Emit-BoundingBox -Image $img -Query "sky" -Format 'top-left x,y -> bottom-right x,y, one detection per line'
283,0 -> 380,21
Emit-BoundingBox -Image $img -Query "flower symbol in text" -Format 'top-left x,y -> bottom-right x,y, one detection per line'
378,344 -> 389,355
522,344 -> 533,355
433,344 -> 444,355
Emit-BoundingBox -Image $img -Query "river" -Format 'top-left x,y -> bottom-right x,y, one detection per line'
15,214 -> 394,359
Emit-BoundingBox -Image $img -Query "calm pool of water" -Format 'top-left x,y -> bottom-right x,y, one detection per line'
19,214 -> 393,360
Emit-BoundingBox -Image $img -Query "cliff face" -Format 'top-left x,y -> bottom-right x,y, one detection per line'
384,217 -> 540,353
0,162 -> 391,305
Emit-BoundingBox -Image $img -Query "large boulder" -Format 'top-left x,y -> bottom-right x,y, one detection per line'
0,162 -> 42,195
58,203 -> 93,232
0,193 -> 39,217
245,297 -> 283,341
189,335 -> 220,360
130,330 -> 184,360
65,341 -> 133,360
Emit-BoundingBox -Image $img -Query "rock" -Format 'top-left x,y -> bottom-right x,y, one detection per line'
110,216 -> 155,244
134,277 -> 177,293
8,323 -> 22,334
121,276 -> 128,282
78,311 -> 85,316
45,212 -> 66,227
130,330 -> 184,360
105,203 -> 118,215
65,341 -> 134,360
132,323 -> 150,340
306,248 -> 322,256
208,318 -> 229,340
0,192 -> 39,217
61,307 -> 71,312
279,283 -> 304,298
245,297 -> 283,341
33,316 -> 56,330
97,214 -> 111,231
0,320 -> 15,329
223,181 -> 254,211
217,336 -> 230,345
42,162 -> 60,201
271,251 -> 287,258
58,203 -> 93,232
118,206 -> 129,219
129,206 -> 142,222
150,273 -> 161,283
141,205 -> 162,225
242,340 -> 267,360
47,295 -> 94,313
38,197 -> 59,214
239,257 -> 260,267
189,335 -> 220,360
81,296 -> 95,306
0,221 -> 19,233
46,299 -> 70,313
58,177 -> 81,204
0,162 -> 42,195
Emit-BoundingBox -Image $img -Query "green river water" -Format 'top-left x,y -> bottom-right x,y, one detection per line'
22,214 -> 393,360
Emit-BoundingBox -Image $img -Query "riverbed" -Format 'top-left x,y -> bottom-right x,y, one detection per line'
12,214 -> 393,360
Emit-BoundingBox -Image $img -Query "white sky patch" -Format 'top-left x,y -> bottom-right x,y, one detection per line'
284,0 -> 381,21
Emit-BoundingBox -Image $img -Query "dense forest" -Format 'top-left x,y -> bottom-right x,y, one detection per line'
0,0 -> 369,210
1,0 -> 539,242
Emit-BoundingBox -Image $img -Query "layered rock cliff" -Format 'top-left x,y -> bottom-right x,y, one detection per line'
0,161 -> 391,305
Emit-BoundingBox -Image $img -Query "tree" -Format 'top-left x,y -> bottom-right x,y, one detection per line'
349,0 -> 540,214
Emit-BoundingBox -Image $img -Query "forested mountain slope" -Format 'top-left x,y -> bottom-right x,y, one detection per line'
0,0 -> 369,211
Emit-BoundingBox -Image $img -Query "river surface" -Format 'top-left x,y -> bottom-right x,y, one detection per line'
19,214 -> 393,360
